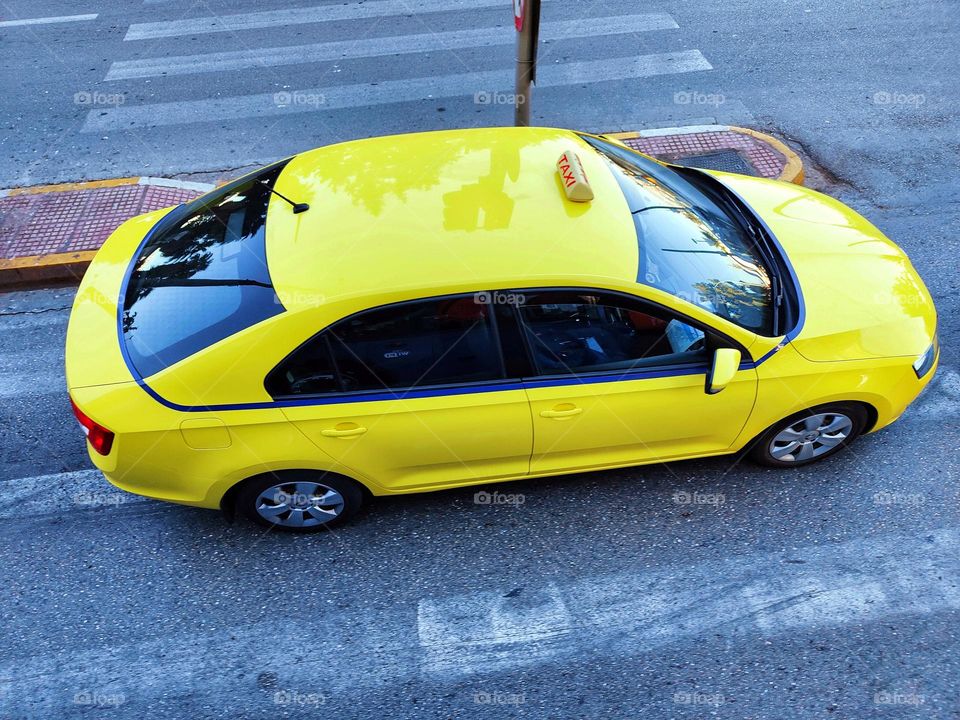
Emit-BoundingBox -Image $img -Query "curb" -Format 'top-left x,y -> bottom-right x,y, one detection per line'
0,127 -> 804,289
0,175 -> 214,197
605,125 -> 804,185
0,250 -> 98,285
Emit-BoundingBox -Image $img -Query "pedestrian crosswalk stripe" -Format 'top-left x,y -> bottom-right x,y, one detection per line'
4,523 -> 957,716
0,469 -> 149,521
0,13 -> 97,28
85,50 -> 712,132
108,13 -> 678,81
125,0 -> 527,41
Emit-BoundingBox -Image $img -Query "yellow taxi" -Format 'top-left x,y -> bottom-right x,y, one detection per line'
65,127 -> 938,531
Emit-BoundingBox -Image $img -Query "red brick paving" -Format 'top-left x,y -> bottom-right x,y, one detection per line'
0,128 -> 792,268
622,129 -> 787,179
0,183 -> 203,260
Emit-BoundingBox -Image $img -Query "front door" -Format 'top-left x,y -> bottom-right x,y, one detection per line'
514,290 -> 757,474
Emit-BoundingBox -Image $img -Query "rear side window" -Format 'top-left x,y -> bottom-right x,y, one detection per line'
266,295 -> 505,397
122,161 -> 289,378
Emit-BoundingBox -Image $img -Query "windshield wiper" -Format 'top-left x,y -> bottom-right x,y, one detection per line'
631,205 -> 686,215
134,277 -> 274,289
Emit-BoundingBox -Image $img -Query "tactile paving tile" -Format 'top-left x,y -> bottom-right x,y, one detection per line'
623,130 -> 787,180
0,183 -> 205,259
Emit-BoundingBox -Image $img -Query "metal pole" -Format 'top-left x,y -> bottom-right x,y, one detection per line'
514,0 -> 539,126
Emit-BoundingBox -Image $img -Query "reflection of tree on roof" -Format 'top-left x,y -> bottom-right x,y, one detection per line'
297,141 -> 473,216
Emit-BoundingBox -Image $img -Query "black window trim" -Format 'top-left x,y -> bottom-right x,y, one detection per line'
507,286 -> 750,383
265,286 -> 753,401
265,291 -> 514,401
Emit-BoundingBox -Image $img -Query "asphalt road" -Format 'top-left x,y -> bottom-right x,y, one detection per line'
0,0 -> 957,203
2,1 -> 960,718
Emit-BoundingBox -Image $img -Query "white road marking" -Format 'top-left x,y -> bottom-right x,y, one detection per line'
84,51 -> 712,131
0,13 -> 97,28
125,0 -> 525,41
417,526 -> 960,676
0,371 -> 63,398
2,525 -> 958,713
0,469 -> 149,519
138,176 -> 214,192
418,583 -> 573,674
107,13 -> 678,80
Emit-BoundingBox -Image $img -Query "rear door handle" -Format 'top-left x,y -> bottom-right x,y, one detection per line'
540,406 -> 583,419
320,424 -> 367,438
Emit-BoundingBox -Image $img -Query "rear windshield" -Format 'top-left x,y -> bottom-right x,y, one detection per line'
121,161 -> 289,378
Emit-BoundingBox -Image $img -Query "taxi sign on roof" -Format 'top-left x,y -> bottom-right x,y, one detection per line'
557,149 -> 593,202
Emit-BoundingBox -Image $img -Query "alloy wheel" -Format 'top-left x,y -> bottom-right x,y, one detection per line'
254,481 -> 345,528
769,412 -> 854,463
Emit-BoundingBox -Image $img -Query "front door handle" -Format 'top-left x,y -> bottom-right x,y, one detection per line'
540,405 -> 583,420
320,424 -> 367,438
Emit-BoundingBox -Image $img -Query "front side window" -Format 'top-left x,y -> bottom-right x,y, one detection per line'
267,295 -> 505,397
517,291 -> 708,376
580,136 -> 776,335
122,161 -> 289,378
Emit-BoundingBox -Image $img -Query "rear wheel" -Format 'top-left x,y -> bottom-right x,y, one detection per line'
749,403 -> 869,467
236,471 -> 364,532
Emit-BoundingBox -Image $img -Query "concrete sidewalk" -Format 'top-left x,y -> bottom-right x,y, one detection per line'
0,125 -> 802,287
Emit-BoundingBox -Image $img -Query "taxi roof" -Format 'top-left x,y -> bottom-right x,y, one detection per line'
265,127 -> 639,311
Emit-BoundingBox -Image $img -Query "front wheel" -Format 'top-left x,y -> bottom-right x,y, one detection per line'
749,403 -> 869,467
236,471 -> 364,532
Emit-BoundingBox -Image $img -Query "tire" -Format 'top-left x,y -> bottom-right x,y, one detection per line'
748,402 -> 869,468
236,471 -> 364,532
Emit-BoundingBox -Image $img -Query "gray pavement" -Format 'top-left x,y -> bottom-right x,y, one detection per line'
1,1 -> 959,718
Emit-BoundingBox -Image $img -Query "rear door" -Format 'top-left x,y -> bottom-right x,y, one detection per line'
513,289 -> 758,474
271,294 -> 533,492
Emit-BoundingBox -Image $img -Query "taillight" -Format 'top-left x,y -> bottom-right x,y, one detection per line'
70,399 -> 115,456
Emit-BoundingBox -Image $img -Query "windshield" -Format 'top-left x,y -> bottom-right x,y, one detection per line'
580,136 -> 774,335
121,160 -> 290,378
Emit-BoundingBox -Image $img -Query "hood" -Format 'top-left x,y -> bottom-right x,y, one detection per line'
708,173 -> 936,362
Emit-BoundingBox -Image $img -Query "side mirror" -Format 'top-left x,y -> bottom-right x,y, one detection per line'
706,348 -> 741,394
